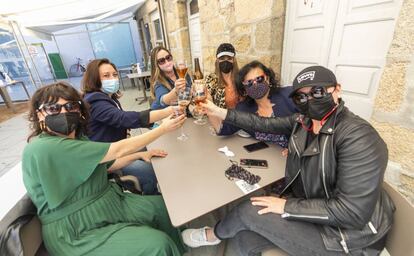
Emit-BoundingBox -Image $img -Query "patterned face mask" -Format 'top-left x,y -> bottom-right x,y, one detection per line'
245,79 -> 270,100
225,161 -> 261,185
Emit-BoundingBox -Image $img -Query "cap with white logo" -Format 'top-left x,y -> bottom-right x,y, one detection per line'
289,66 -> 337,97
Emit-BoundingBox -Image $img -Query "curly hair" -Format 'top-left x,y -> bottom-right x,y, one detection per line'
236,61 -> 281,103
27,82 -> 90,142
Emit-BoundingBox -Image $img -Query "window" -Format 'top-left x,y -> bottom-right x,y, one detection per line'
153,19 -> 163,41
88,23 -> 137,67
150,10 -> 163,45
189,0 -> 199,15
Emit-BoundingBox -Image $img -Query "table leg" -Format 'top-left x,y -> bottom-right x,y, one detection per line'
0,86 -> 17,113
134,78 -> 148,105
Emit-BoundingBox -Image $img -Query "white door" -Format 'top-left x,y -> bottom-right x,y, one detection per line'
281,0 -> 403,120
187,0 -> 202,68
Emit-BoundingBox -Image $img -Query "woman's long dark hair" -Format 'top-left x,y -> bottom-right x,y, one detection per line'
236,61 -> 281,104
81,58 -> 118,94
27,82 -> 90,142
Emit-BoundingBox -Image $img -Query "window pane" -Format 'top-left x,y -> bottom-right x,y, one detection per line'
153,19 -> 163,40
0,26 -> 36,101
88,23 -> 137,67
190,0 -> 199,15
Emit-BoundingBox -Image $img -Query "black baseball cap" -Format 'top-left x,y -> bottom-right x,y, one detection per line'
289,66 -> 337,97
216,43 -> 236,58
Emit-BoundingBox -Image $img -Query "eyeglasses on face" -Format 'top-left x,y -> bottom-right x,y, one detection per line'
242,75 -> 266,87
38,101 -> 81,116
292,86 -> 334,105
157,54 -> 173,65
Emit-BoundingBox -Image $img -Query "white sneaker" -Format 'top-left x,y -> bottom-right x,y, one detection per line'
181,226 -> 221,248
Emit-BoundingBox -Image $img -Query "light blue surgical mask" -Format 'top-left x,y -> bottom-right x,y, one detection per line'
101,79 -> 120,94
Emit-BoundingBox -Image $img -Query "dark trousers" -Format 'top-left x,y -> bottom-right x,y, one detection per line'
215,200 -> 381,256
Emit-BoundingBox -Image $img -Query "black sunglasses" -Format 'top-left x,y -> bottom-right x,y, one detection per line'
242,75 -> 266,87
38,101 -> 81,116
292,86 -> 334,105
157,54 -> 173,65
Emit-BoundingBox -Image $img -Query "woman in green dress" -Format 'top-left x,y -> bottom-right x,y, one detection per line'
22,82 -> 187,256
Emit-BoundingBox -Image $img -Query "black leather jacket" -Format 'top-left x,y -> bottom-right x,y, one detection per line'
225,100 -> 395,253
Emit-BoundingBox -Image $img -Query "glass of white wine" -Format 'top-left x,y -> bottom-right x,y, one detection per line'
177,89 -> 191,141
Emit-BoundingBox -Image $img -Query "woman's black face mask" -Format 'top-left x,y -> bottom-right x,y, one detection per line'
44,112 -> 81,135
219,61 -> 233,74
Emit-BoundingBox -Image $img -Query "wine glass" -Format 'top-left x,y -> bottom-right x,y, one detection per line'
176,60 -> 188,79
170,100 -> 184,118
192,80 -> 207,125
177,89 -> 191,141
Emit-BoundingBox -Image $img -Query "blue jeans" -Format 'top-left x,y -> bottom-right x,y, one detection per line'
215,200 -> 381,256
121,160 -> 158,195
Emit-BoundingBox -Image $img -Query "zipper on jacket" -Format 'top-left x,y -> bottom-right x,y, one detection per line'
368,221 -> 378,234
282,136 -> 309,197
321,136 -> 330,199
338,227 -> 349,254
281,212 -> 329,220
291,136 -> 301,157
279,168 -> 301,196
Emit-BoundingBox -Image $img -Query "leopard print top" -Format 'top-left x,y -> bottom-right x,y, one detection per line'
205,73 -> 241,109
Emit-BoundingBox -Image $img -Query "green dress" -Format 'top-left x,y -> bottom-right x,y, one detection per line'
22,133 -> 185,256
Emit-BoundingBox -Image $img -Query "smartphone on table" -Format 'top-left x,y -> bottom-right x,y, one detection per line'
240,159 -> 269,169
243,141 -> 269,152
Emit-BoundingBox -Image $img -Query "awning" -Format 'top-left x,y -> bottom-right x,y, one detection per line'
0,0 -> 144,36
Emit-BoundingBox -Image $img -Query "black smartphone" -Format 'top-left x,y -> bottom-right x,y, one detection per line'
243,141 -> 269,152
240,158 -> 269,169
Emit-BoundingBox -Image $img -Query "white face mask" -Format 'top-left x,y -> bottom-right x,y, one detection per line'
101,79 -> 120,94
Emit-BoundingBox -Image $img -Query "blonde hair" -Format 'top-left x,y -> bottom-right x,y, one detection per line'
150,46 -> 174,98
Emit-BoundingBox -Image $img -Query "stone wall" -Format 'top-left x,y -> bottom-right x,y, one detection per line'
136,0 -> 286,75
162,0 -> 192,66
198,0 -> 286,75
136,0 -> 192,68
135,0 -> 158,65
372,0 -> 414,204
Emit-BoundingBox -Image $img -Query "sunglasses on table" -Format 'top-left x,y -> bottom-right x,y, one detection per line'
38,101 -> 81,116
157,54 -> 173,65
292,86 -> 334,105
242,75 -> 266,87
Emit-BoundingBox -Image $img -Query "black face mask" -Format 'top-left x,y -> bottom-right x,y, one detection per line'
45,112 -> 80,135
219,61 -> 233,74
295,102 -> 308,115
307,93 -> 337,120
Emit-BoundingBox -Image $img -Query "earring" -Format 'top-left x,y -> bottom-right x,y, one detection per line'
39,120 -> 46,131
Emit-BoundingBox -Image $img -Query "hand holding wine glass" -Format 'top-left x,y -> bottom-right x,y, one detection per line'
192,80 -> 208,125
200,100 -> 228,120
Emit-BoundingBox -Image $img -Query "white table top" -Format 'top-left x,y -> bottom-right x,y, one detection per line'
127,71 -> 151,79
146,119 -> 286,227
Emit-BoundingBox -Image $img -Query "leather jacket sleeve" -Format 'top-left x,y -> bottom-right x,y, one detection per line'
283,123 -> 389,229
225,109 -> 297,135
